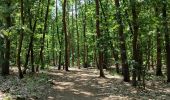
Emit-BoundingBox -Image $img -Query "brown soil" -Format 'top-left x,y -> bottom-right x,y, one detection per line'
0,67 -> 170,100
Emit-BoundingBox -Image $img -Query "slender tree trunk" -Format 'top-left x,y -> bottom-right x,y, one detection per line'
23,0 -> 32,74
112,49 -> 119,73
151,50 -> 155,70
2,0 -> 12,76
30,46 -> 34,72
0,37 -> 5,75
75,0 -> 80,69
162,0 -> 170,82
155,7 -> 163,76
137,42 -> 142,81
57,33 -> 62,70
71,4 -> 75,67
67,2 -> 70,68
39,0 -> 50,69
56,0 -> 61,70
52,22 -> 56,66
17,0 -> 25,78
146,35 -> 151,70
63,0 -> 69,71
99,0 -> 109,70
130,0 -> 139,86
95,0 -> 105,77
115,0 -> 130,82
3,38 -> 10,75
23,14 -> 37,74
83,0 -> 87,68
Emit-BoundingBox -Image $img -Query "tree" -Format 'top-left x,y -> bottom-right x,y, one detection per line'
75,0 -> 80,69
162,0 -> 170,82
63,0 -> 69,71
130,0 -> 139,86
1,0 -> 12,76
23,0 -> 41,74
95,0 -> 105,77
82,0 -> 88,68
115,0 -> 130,82
39,0 -> 51,69
71,3 -> 75,67
155,5 -> 163,76
16,0 -> 24,78
0,34 -> 5,74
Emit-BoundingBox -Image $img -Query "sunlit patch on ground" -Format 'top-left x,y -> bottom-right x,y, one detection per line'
53,82 -> 74,90
1,67 -> 170,100
0,91 -> 3,100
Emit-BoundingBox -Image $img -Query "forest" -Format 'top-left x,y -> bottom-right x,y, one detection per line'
0,0 -> 170,99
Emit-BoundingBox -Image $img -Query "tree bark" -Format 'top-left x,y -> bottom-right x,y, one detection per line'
95,0 -> 105,77
130,0 -> 139,86
115,0 -> 130,82
83,0 -> 88,68
0,36 -> 5,75
71,4 -> 75,67
162,0 -> 170,82
16,0 -> 25,79
155,6 -> 163,76
63,0 -> 69,71
1,0 -> 11,76
75,0 -> 80,69
39,0 -> 50,69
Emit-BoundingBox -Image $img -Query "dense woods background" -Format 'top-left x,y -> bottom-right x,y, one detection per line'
0,0 -> 170,98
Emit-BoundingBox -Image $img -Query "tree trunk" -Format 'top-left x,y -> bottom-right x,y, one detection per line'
146,35 -> 151,70
0,37 -> 5,75
2,0 -> 11,76
75,0 -> 80,69
39,0 -> 50,69
63,0 -> 69,71
115,0 -> 130,82
3,37 -> 10,75
67,2 -> 71,68
23,18 -> 37,74
95,0 -> 105,77
71,4 -> 75,67
56,0 -> 61,70
155,6 -> 163,76
162,0 -> 170,82
130,0 -> 139,86
52,23 -> 56,66
83,0 -> 88,68
16,0 -> 25,79
112,48 -> 120,73
99,0 -> 110,70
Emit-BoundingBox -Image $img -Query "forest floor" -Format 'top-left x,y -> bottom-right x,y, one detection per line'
0,67 -> 170,100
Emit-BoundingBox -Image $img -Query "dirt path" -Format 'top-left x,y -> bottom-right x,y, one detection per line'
40,68 -> 170,100
42,68 -> 127,100
1,68 -> 170,100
